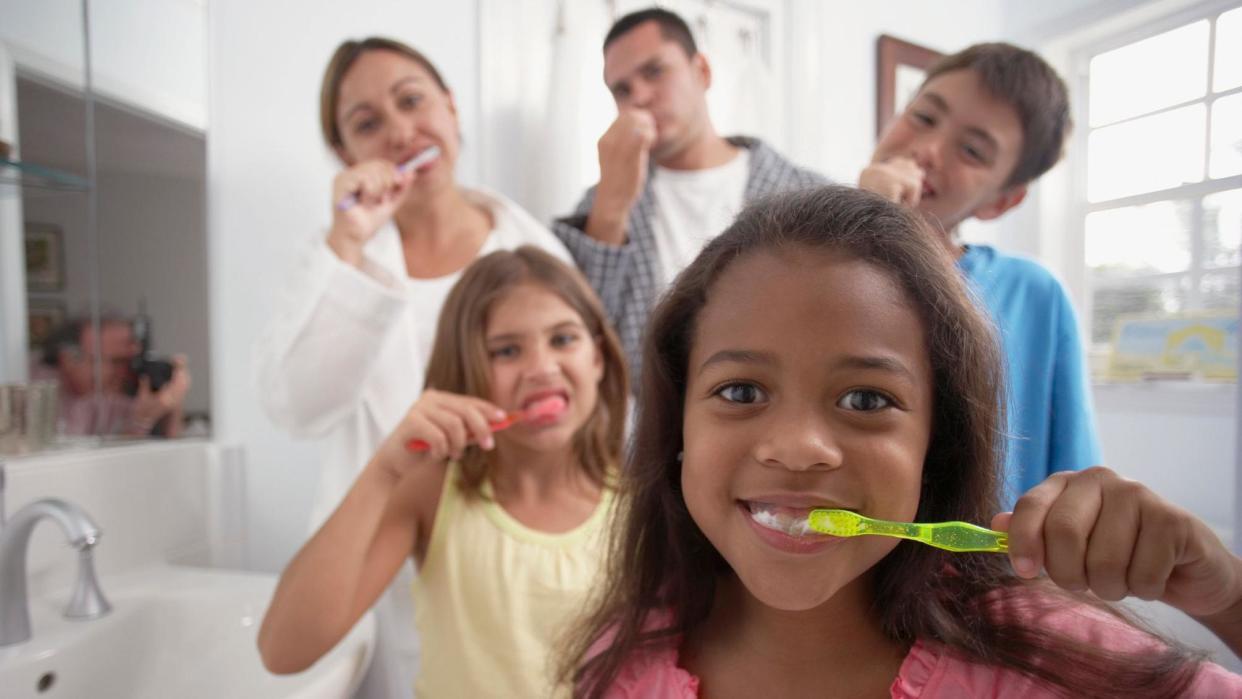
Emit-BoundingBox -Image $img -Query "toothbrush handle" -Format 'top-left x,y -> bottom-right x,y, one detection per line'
858,519 -> 924,540
335,152 -> 430,211
927,522 -> 1010,553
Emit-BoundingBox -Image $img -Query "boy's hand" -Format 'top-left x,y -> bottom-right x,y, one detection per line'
371,389 -> 507,482
994,466 -> 1242,621
586,109 -> 657,245
859,156 -> 925,208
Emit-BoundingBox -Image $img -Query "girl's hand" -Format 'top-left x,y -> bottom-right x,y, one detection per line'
326,159 -> 415,266
994,466 -> 1242,621
372,389 -> 508,481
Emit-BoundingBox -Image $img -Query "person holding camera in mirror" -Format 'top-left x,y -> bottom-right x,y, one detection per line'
32,314 -> 191,438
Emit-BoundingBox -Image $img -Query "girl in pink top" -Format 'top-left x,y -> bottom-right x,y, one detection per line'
564,187 -> 1242,698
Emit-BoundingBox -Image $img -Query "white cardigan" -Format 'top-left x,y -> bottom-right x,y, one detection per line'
254,187 -> 572,527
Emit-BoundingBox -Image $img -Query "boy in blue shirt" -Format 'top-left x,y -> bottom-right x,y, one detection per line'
860,43 -> 1100,506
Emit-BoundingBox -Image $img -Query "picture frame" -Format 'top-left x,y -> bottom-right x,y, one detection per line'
27,298 -> 67,351
24,222 -> 65,292
1106,311 -> 1238,382
876,35 -> 944,138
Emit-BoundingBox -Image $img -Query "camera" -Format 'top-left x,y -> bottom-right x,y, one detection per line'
122,354 -> 175,397
121,308 -> 174,397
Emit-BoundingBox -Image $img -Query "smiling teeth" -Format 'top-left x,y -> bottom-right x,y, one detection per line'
747,503 -> 813,537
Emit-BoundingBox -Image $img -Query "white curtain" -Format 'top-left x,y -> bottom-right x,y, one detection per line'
478,0 -> 613,224
478,0 -> 782,223
698,11 -> 777,141
533,0 -> 614,223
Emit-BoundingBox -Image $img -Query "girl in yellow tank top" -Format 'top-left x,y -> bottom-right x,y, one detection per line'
259,247 -> 628,697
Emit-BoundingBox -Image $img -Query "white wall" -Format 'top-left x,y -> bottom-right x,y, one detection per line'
1095,384 -> 1237,537
207,0 -> 481,572
0,0 -> 207,131
0,47 -> 26,383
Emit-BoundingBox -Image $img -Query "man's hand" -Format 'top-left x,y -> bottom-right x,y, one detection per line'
585,109 -> 657,246
129,355 -> 191,436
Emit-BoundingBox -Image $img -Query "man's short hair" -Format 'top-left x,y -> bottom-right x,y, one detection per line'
922,42 -> 1071,188
40,314 -> 132,366
41,317 -> 87,367
603,7 -> 697,57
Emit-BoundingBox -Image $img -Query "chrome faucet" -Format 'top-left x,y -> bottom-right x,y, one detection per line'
0,462 -> 111,646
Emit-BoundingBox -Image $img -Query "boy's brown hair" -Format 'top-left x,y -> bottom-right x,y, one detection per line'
423,247 -> 628,498
923,42 -> 1072,188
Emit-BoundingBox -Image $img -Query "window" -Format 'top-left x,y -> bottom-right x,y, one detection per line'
1081,7 -> 1242,358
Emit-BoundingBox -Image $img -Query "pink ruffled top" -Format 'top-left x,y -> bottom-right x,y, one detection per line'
596,603 -> 1242,698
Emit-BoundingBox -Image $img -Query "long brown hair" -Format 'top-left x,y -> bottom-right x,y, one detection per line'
566,186 -> 1200,698
319,37 -> 451,150
423,246 -> 628,497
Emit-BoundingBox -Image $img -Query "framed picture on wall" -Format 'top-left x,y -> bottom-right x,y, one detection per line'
24,222 -> 65,292
28,298 -> 67,351
876,35 -> 944,138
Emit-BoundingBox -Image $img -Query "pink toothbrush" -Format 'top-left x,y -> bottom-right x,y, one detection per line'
335,145 -> 441,211
405,395 -> 567,453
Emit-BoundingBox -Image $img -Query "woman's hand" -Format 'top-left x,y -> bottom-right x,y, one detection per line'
326,159 -> 415,266
371,389 -> 508,481
995,466 -> 1242,623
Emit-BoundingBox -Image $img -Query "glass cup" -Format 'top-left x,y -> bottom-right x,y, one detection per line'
0,381 -> 60,454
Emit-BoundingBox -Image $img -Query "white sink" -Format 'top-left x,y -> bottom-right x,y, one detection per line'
0,565 -> 374,699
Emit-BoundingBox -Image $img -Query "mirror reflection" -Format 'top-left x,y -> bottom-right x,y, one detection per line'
1,0 -> 208,448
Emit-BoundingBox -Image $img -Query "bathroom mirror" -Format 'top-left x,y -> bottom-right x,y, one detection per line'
0,0 -> 209,447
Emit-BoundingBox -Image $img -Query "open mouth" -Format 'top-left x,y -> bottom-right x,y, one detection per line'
399,145 -> 441,173
743,501 -> 855,538
520,389 -> 569,412
518,390 -> 571,426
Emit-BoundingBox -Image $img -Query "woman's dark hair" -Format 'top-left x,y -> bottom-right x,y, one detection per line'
565,185 -> 1200,698
319,37 -> 450,150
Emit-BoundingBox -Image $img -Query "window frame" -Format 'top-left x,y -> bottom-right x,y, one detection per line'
1067,1 -> 1242,358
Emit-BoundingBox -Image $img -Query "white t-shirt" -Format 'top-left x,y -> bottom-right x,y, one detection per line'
649,149 -> 750,287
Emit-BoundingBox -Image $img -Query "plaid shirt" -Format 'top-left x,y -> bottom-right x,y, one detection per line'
553,136 -> 827,389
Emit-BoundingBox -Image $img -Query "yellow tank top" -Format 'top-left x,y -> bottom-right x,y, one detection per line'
412,462 -> 614,698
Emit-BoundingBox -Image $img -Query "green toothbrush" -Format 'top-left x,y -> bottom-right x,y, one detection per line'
806,509 -> 1009,553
